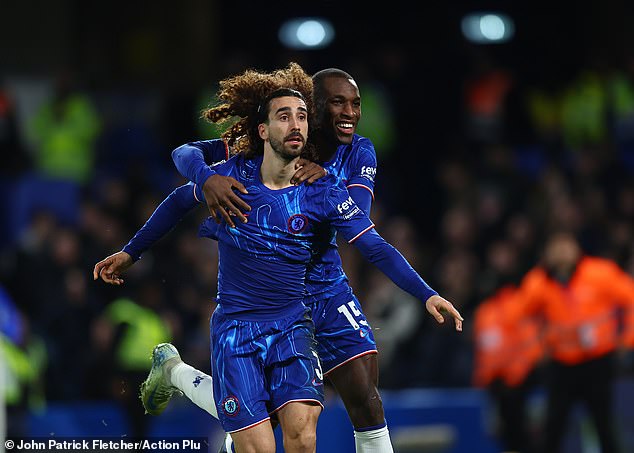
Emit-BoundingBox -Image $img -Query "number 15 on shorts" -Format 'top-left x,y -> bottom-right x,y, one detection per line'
337,301 -> 369,330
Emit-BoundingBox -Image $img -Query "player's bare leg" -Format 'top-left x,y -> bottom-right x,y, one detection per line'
276,401 -> 321,453
230,421 -> 276,453
328,354 -> 393,453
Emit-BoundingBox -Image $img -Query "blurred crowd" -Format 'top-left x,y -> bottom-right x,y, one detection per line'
1,47 -> 634,449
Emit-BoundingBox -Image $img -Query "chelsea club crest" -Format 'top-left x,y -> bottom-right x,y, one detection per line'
287,214 -> 308,234
222,396 -> 240,417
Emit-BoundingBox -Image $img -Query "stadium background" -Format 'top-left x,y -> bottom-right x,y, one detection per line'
1,1 -> 634,452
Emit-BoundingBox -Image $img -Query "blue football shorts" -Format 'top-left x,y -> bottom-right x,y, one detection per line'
210,305 -> 324,433
308,288 -> 378,375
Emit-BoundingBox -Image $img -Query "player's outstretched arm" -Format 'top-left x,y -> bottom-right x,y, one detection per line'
93,251 -> 133,285
326,179 -> 463,331
350,229 -> 464,332
93,184 -> 200,285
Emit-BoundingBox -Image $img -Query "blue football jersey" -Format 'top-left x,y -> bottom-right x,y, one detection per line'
305,134 -> 377,298
185,139 -> 230,165
196,153 -> 374,320
186,136 -> 378,299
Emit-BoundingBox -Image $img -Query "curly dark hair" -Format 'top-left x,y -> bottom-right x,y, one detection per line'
201,62 -> 314,159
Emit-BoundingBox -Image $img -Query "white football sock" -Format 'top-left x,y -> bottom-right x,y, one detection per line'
169,362 -> 217,418
354,425 -> 394,453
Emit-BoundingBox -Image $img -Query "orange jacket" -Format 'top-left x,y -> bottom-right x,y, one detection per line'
473,285 -> 545,388
515,256 -> 634,365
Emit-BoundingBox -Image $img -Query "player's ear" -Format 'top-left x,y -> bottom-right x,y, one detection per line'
258,123 -> 268,141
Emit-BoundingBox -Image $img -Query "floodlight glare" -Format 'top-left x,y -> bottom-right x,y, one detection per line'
480,15 -> 505,40
461,12 -> 514,44
279,18 -> 334,49
297,20 -> 326,46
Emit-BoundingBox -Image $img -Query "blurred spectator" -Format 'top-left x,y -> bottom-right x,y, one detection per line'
0,287 -> 46,436
560,69 -> 608,152
504,212 -> 539,271
436,158 -> 476,208
463,49 -> 514,144
98,295 -> 172,438
363,216 -> 425,387
37,227 -> 96,401
2,69 -> 102,246
525,84 -> 564,150
439,204 -> 478,251
473,285 -> 543,453
364,268 -> 423,383
513,231 -> 634,453
27,68 -> 101,184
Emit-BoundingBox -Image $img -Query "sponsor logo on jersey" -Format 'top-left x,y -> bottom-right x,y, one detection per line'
222,396 -> 240,416
360,166 -> 376,181
288,214 -> 308,234
337,196 -> 362,220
